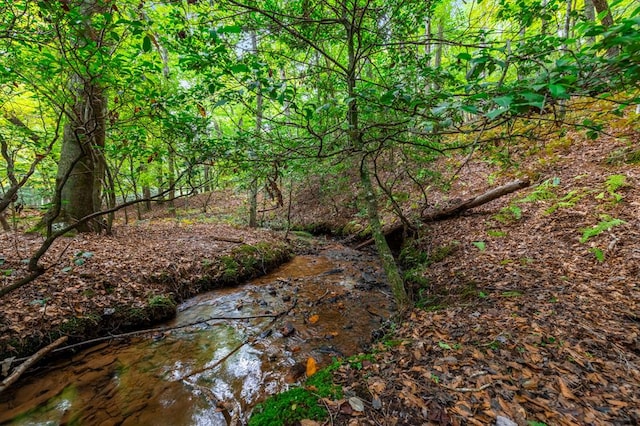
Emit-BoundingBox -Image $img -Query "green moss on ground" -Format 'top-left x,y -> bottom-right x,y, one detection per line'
249,361 -> 343,426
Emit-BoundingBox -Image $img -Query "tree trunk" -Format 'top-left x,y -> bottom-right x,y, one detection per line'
51,0 -> 108,233
143,185 -> 152,211
591,0 -> 618,56
563,0 -> 572,49
0,213 -> 9,231
168,151 -> 176,210
592,0 -> 613,27
434,20 -> 444,69
344,10 -> 408,310
584,0 -> 596,44
249,30 -> 262,228
54,76 -> 106,233
360,159 -> 409,308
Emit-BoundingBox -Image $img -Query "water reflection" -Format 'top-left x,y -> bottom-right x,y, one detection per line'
1,246 -> 393,425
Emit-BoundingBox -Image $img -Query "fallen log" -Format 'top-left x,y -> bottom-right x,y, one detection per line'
355,179 -> 530,249
0,335 -> 68,393
211,236 -> 243,244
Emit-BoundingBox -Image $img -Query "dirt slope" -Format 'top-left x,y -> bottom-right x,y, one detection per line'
322,126 -> 640,424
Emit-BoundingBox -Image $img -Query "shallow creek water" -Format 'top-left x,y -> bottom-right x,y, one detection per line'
0,244 -> 394,425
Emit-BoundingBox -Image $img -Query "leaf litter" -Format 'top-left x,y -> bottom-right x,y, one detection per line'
318,128 -> 640,424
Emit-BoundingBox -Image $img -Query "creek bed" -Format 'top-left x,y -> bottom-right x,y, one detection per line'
0,243 -> 394,425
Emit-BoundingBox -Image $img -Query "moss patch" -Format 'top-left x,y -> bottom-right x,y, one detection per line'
249,361 -> 343,426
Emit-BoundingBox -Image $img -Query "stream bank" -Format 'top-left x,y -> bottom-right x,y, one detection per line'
0,223 -> 291,362
0,243 -> 394,425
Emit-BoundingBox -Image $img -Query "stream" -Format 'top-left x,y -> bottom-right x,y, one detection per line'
0,243 -> 394,425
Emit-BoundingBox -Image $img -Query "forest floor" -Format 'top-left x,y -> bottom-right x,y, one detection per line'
1,113 -> 640,425
0,194 -> 291,362
287,124 -> 640,425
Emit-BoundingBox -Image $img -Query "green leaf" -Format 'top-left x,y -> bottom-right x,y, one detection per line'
580,217 -> 625,243
457,52 -> 472,61
142,35 -> 152,52
461,104 -> 479,114
230,64 -> 250,74
520,92 -> 545,109
438,341 -> 452,350
486,106 -> 509,120
494,96 -> 513,108
218,25 -> 242,34
548,84 -> 568,99
472,241 -> 486,251
590,247 -> 605,262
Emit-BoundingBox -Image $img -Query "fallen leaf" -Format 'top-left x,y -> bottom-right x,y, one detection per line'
306,357 -> 317,377
348,396 -> 365,412
557,377 -> 576,400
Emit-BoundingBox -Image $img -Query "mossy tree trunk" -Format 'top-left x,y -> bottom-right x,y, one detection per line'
50,0 -> 108,233
344,9 -> 409,310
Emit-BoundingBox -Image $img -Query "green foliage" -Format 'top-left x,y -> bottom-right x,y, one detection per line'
590,247 -> 605,262
606,148 -> 640,165
518,179 -> 558,204
472,241 -> 486,251
147,295 -> 176,308
220,256 -> 240,282
493,205 -> 522,223
438,341 -> 461,350
399,240 -> 458,299
597,174 -> 628,203
579,216 -> 625,243
487,229 -> 507,237
249,362 -> 342,426
544,190 -> 585,214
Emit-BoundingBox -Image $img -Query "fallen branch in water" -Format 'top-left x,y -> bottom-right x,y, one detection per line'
10,311 -> 292,364
181,299 -> 298,380
0,336 -> 68,393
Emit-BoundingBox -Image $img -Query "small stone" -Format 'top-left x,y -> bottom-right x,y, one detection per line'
372,396 -> 382,410
259,329 -> 272,339
282,322 -> 295,337
495,416 -> 518,426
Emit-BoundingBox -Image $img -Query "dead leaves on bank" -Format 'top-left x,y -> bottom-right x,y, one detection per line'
0,222 -> 285,358
326,134 -> 640,425
329,302 -> 640,425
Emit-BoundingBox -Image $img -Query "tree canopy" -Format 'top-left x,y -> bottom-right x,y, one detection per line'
0,0 -> 639,302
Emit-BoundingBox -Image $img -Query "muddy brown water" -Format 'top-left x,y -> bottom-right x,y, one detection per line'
0,244 -> 394,425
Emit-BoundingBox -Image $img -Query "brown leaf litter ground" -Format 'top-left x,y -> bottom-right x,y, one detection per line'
308,129 -> 640,424
0,212 -> 290,361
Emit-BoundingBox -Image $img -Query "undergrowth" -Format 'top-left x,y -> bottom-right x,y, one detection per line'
249,361 -> 343,426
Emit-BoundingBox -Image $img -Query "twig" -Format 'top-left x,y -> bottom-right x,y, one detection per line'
0,336 -> 68,393
11,311 -> 291,363
440,380 -> 500,393
314,289 -> 330,304
180,299 -> 297,380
